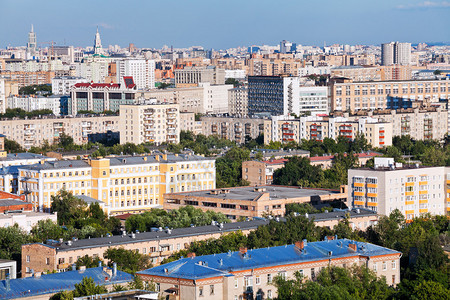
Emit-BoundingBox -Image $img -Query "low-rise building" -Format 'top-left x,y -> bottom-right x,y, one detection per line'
7,94 -> 66,116
348,157 -> 449,221
119,102 -> 180,145
0,259 -> 16,280
164,185 -> 348,220
18,153 -> 216,214
3,266 -> 133,298
137,239 -> 401,300
21,220 -> 268,275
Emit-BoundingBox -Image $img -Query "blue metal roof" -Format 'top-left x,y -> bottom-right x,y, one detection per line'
137,239 -> 401,280
0,267 -> 133,299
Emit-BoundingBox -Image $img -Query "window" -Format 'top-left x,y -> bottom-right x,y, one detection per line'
210,285 -> 214,295
156,283 -> 160,292
267,290 -> 272,299
244,276 -> 253,287
392,260 -> 396,270
199,287 -> 203,296
278,271 -> 287,279
234,278 -> 238,288
267,273 -> 272,283
26,255 -> 30,262
382,261 -> 387,271
373,262 -> 377,271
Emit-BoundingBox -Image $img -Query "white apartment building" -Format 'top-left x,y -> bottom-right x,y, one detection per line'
0,212 -> 57,233
228,87 -> 248,117
52,76 -> 88,95
298,86 -> 328,115
348,157 -> 448,221
7,95 -> 62,115
72,58 -> 109,83
199,82 -> 232,114
119,102 -> 180,145
381,42 -> 411,66
116,59 -> 156,90
0,115 -> 119,149
298,65 -> 331,77
0,77 -> 19,114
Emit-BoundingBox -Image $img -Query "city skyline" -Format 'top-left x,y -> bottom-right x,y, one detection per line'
1,0 -> 449,49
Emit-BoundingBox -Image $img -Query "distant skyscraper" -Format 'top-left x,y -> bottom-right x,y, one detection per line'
26,24 -> 37,58
381,42 -> 411,66
94,27 -> 103,55
280,40 -> 293,54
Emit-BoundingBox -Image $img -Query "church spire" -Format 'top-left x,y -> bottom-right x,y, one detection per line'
94,26 -> 103,55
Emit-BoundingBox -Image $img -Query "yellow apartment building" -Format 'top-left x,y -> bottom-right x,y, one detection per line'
17,153 -> 216,215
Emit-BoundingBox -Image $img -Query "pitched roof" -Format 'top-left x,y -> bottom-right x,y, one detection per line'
0,267 -> 133,299
137,239 -> 401,280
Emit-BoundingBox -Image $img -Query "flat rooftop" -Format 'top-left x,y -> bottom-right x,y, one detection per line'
168,186 -> 341,201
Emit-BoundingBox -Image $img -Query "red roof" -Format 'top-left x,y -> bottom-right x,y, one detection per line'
114,213 -> 134,220
0,191 -> 23,200
263,159 -> 288,165
122,76 -> 136,89
310,152 -> 382,162
74,82 -> 120,88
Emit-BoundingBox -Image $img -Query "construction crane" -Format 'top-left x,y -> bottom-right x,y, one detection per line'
38,41 -> 56,61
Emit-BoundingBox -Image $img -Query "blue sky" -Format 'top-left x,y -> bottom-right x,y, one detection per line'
1,0 -> 449,49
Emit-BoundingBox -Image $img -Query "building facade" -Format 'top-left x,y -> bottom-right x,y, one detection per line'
228,87 -> 248,117
51,76 -> 88,95
248,76 -> 299,116
0,115 -> 119,149
0,76 -> 19,113
200,116 -> 265,144
137,239 -> 401,300
119,103 -> 180,145
116,59 -> 155,90
70,77 -> 137,114
7,95 -> 64,115
21,220 -> 266,276
329,78 -> 450,112
17,153 -> 216,214
174,66 -> 225,88
164,185 -> 348,220
348,158 -> 449,221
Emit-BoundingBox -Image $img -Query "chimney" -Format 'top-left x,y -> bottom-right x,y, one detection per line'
327,236 -> 335,241
162,154 -> 167,160
155,155 -> 160,161
187,252 -> 196,258
348,243 -> 357,252
5,274 -> 10,291
239,247 -> 247,254
113,263 -> 117,277
295,241 -> 304,250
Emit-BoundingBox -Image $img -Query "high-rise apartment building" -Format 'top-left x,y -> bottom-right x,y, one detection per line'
119,102 -> 180,145
52,76 -> 88,95
0,76 -> 19,113
228,87 -> 248,117
298,86 -> 329,115
0,115 -> 119,149
381,42 -> 411,66
348,157 -> 449,221
248,76 -> 299,116
116,59 -> 155,90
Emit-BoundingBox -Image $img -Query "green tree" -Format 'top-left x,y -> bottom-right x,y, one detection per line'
73,277 -> 107,297
76,255 -> 104,269
104,248 -> 152,274
273,156 -> 323,187
51,189 -> 87,226
0,224 -> 31,262
4,138 -> 25,153
216,147 -> 250,187
49,291 -> 74,300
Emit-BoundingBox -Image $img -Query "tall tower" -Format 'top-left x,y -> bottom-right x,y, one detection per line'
94,26 -> 103,55
381,42 -> 411,66
26,24 -> 37,58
